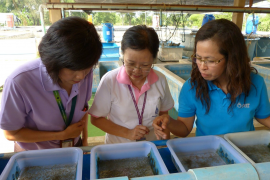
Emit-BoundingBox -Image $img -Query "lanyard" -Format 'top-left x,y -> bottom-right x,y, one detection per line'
128,85 -> 147,125
53,91 -> 77,128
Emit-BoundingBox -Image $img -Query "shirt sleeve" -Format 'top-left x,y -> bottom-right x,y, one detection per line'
178,80 -> 196,118
159,76 -> 174,112
0,79 -> 27,130
254,76 -> 270,119
88,73 -> 111,117
84,70 -> 93,110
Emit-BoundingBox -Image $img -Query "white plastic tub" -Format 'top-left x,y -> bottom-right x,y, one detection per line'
90,141 -> 169,179
158,45 -> 185,62
0,147 -> 83,180
224,130 -> 270,164
167,136 -> 249,172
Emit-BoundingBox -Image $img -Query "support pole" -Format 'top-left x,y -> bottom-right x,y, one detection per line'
232,0 -> 246,30
49,0 -> 62,24
39,4 -> 46,35
160,10 -> 162,27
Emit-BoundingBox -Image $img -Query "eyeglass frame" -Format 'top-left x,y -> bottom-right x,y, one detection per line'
122,59 -> 154,72
191,54 -> 225,66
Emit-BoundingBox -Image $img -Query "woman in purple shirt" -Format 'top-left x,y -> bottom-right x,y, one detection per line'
0,17 -> 102,151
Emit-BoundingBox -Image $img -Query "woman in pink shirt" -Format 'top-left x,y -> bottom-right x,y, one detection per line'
89,25 -> 174,144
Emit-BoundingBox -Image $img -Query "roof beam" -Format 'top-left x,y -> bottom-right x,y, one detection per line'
44,3 -> 270,13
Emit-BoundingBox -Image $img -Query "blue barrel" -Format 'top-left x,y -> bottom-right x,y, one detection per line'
201,14 -> 215,26
102,23 -> 114,42
246,15 -> 259,35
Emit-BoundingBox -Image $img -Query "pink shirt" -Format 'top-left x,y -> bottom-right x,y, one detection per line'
0,59 -> 93,150
89,66 -> 174,144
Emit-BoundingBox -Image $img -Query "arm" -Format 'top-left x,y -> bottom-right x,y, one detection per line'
91,116 -> 149,141
168,115 -> 195,137
159,111 -> 170,139
3,119 -> 86,143
255,116 -> 270,129
81,113 -> 89,146
153,114 -> 195,139
254,76 -> 270,129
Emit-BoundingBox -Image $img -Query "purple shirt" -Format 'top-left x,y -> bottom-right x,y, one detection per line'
0,59 -> 93,150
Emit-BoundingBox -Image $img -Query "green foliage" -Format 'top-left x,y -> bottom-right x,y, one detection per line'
188,14 -> 204,28
123,13 -> 136,25
214,13 -> 232,20
160,13 -> 190,27
92,12 -> 119,25
257,14 -> 270,32
133,12 -> 152,26
1,0 -> 48,26
65,11 -> 88,19
61,0 -> 75,2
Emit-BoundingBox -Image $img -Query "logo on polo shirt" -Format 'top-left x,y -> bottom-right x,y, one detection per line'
152,107 -> 159,117
155,107 -> 159,114
237,102 -> 250,108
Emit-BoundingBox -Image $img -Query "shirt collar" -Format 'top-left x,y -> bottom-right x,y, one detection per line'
116,66 -> 159,86
207,80 -> 232,98
207,80 -> 219,91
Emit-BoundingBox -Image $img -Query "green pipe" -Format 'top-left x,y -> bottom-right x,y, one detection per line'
160,10 -> 162,27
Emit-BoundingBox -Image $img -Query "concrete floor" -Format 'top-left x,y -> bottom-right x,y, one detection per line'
0,33 -> 37,153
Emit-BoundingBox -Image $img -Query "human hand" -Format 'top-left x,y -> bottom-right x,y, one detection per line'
152,114 -> 170,140
127,125 -> 149,141
62,119 -> 86,140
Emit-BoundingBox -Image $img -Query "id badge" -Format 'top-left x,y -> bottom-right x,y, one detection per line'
136,137 -> 146,142
60,138 -> 74,148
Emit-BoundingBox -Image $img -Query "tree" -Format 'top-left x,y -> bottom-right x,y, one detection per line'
66,11 -> 88,19
214,13 -> 232,20
92,12 -> 119,25
123,13 -> 136,25
257,14 -> 270,31
188,14 -> 204,28
133,12 -> 151,26
0,0 -> 48,26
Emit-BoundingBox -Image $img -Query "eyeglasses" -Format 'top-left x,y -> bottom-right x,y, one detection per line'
123,60 -> 154,72
191,54 -> 225,67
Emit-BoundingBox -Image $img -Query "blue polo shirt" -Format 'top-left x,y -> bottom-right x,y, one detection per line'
178,73 -> 270,136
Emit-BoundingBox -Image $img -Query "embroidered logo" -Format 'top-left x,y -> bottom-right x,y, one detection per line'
155,107 -> 159,114
152,107 -> 159,117
237,102 -> 250,108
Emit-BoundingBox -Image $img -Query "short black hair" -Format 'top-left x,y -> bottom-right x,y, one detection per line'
121,25 -> 159,59
38,16 -> 102,83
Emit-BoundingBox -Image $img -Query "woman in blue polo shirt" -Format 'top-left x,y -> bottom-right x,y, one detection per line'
153,19 -> 270,138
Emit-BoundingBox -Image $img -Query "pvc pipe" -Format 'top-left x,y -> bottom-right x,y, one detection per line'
61,8 -> 65,18
44,3 -> 270,13
130,172 -> 196,180
254,162 -> 270,180
39,4 -> 46,35
189,163 -> 259,180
